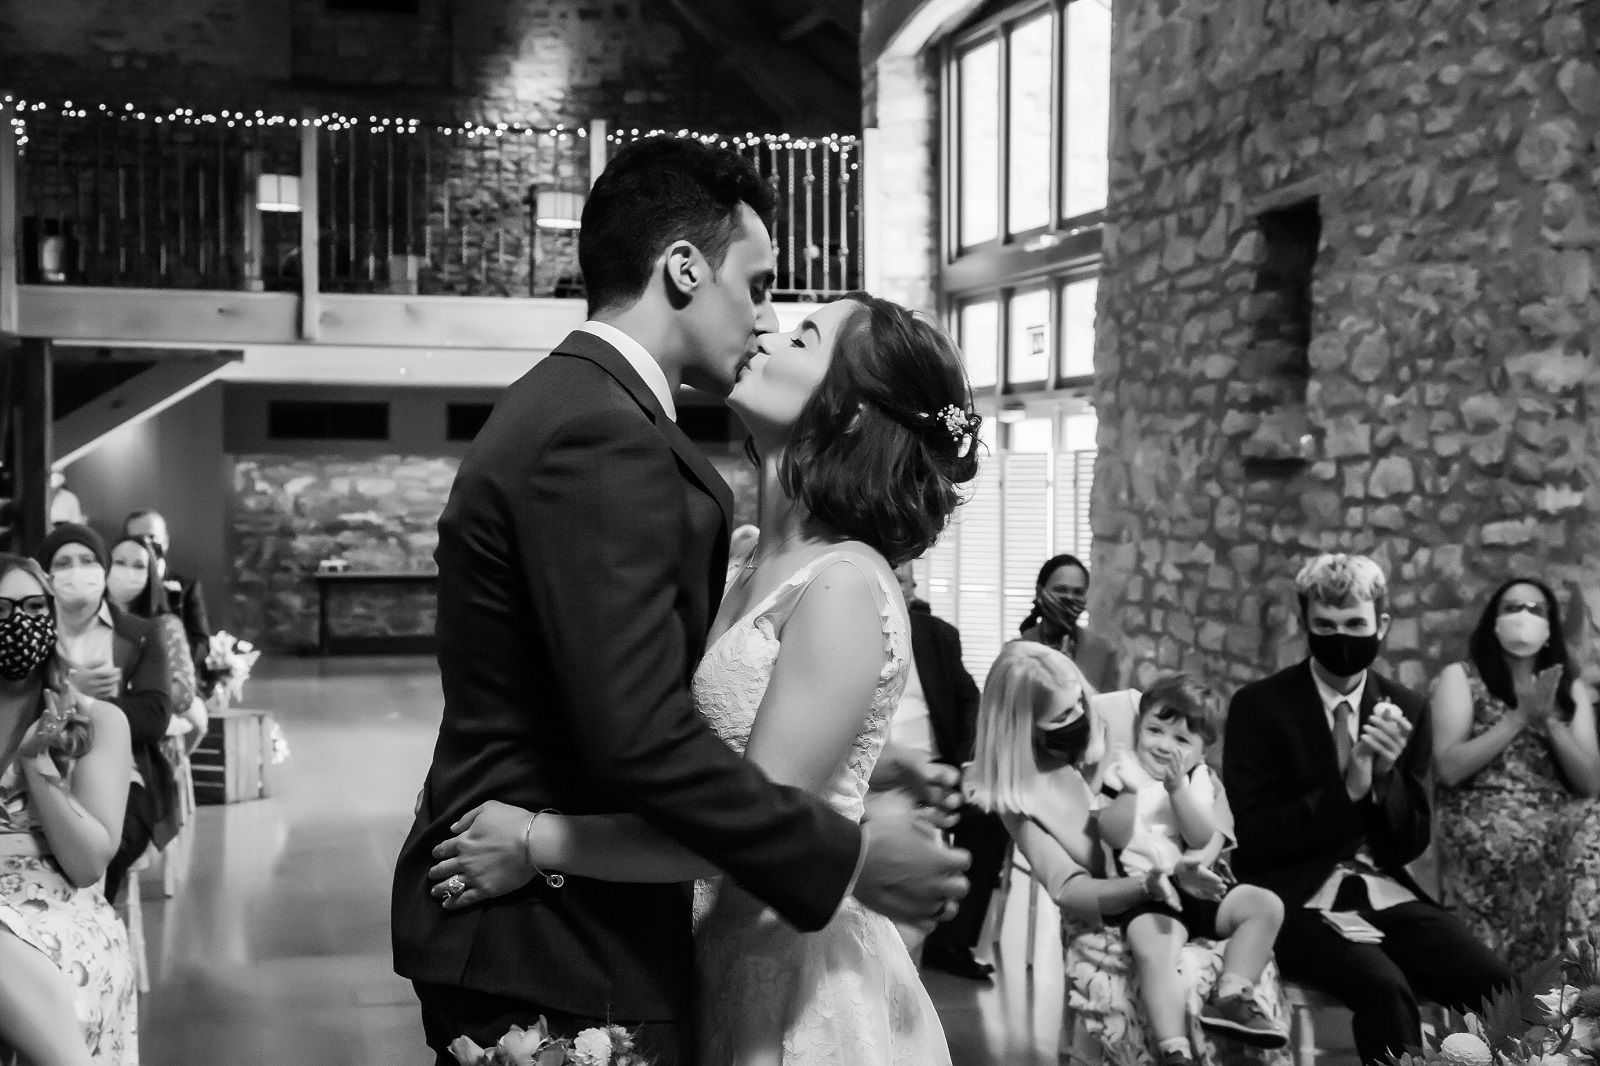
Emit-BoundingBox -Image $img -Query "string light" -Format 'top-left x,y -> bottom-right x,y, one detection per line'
0,95 -> 859,152
0,95 -> 592,138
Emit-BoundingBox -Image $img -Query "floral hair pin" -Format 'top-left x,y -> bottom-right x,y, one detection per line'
925,404 -> 980,459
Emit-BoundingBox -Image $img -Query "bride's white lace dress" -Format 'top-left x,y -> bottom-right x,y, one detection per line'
690,547 -> 954,1066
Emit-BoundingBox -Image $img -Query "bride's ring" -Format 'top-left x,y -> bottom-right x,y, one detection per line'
440,875 -> 468,900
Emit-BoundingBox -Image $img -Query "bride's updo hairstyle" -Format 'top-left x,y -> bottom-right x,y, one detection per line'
778,292 -> 981,567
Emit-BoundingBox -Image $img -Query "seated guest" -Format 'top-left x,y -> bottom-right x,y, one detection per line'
1098,675 -> 1286,1062
1224,553 -> 1513,1066
1018,554 -> 1122,693
0,553 -> 136,1065
885,563 -> 1008,982
122,511 -> 211,689
107,534 -> 207,743
968,642 -> 1286,1066
1431,577 -> 1600,971
37,524 -> 176,905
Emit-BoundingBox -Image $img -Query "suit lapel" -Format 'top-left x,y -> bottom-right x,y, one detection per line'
1289,660 -> 1343,781
550,330 -> 734,530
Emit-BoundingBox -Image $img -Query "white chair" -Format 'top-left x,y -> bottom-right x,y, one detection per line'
113,853 -> 152,994
987,842 -> 1044,972
1281,981 -> 1452,1066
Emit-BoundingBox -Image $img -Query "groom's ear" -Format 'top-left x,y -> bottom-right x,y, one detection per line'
664,240 -> 702,299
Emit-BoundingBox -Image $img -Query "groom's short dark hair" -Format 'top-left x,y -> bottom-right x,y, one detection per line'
579,136 -> 777,317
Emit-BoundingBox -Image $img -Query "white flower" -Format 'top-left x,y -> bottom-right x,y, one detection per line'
1569,1015 -> 1600,1053
1439,1032 -> 1494,1066
493,1024 -> 548,1066
447,1036 -> 488,1065
570,1028 -> 613,1066
1538,985 -> 1580,1022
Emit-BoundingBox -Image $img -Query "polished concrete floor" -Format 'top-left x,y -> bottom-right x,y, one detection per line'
135,655 -> 1070,1065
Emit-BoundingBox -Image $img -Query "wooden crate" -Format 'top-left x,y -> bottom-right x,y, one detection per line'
191,709 -> 278,805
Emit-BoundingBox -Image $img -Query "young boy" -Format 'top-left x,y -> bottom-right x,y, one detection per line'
1096,674 -> 1287,1066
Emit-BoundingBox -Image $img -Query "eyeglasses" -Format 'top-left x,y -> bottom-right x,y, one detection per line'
0,595 -> 54,622
1499,598 -> 1548,619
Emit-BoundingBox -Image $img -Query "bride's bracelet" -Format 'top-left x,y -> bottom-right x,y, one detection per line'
522,808 -> 566,889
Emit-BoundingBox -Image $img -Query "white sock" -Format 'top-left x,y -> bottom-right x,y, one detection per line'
1158,1038 -> 1191,1057
1216,972 -> 1254,1000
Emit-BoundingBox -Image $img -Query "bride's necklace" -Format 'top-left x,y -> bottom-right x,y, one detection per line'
741,530 -> 808,574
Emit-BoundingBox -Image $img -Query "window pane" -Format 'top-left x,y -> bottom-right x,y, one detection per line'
1061,276 -> 1098,379
1063,0 -> 1111,219
1007,288 -> 1053,385
1007,13 -> 1054,235
1007,416 -> 1054,453
959,299 -> 999,390
959,40 -> 1001,247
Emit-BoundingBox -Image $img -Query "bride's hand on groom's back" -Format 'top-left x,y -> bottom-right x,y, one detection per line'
855,789 -> 971,928
427,800 -> 537,909
868,743 -> 963,829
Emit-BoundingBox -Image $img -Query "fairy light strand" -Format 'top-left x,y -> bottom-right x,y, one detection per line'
0,95 -> 860,151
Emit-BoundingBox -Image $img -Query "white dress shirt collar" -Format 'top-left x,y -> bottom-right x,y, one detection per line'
1311,664 -> 1365,741
575,321 -> 677,422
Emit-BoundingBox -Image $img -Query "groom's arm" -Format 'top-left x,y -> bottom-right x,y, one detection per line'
512,402 -> 861,931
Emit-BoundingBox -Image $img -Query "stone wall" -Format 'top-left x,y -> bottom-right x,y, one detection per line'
1093,0 -> 1600,692
232,454 -> 457,649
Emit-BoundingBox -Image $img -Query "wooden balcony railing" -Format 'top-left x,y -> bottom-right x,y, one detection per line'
4,101 -> 863,303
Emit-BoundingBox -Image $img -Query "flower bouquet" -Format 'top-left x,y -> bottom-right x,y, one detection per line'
204,630 -> 261,708
1394,937 -> 1600,1066
449,1018 -> 651,1066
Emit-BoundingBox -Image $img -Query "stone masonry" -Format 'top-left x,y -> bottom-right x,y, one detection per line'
1093,0 -> 1600,692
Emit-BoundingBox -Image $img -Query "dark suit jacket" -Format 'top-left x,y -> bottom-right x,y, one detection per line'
108,604 -> 178,834
161,571 -> 212,678
391,330 -> 862,1020
908,602 -> 981,767
1223,659 -> 1434,910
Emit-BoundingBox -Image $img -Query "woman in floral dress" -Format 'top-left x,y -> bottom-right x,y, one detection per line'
1432,577 -> 1600,972
0,554 -> 137,1065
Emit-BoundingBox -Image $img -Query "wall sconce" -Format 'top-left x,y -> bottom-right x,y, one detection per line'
534,190 -> 585,230
256,173 -> 302,213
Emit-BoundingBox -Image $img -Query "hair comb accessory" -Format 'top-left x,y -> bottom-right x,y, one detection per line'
921,404 -> 980,458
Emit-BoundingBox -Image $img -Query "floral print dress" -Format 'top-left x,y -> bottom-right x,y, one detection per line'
1435,661 -> 1600,972
0,760 -> 139,1063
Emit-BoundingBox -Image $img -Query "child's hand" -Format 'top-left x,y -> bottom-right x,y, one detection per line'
1172,858 -> 1228,901
1153,748 -> 1189,792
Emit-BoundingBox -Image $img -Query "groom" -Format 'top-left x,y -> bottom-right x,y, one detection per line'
392,136 -> 971,1065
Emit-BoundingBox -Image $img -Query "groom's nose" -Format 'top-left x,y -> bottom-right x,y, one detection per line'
753,299 -> 779,336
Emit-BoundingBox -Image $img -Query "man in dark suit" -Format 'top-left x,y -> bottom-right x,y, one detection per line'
124,509 -> 213,683
888,564 -> 1009,981
391,137 -> 968,1065
1224,553 -> 1511,1066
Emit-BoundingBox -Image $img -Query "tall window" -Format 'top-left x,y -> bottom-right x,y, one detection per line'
923,0 -> 1112,677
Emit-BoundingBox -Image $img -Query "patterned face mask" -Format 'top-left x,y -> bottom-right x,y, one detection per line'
0,613 -> 55,681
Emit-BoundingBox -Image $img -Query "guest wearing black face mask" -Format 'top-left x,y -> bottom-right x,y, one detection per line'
1019,555 -> 1123,694
0,553 -> 136,1065
1223,553 -> 1512,1066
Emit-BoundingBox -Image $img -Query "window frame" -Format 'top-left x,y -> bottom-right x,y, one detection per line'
940,0 -> 1110,401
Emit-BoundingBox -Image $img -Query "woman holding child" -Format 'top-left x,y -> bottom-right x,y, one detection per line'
967,641 -> 1287,1066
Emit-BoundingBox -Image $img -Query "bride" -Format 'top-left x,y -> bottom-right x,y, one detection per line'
427,292 -> 979,1064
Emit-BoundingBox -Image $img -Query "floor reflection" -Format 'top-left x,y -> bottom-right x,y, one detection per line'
136,655 -> 1067,1065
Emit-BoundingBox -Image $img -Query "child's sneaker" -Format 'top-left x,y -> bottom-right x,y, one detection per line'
1158,1048 -> 1196,1066
1198,991 -> 1289,1048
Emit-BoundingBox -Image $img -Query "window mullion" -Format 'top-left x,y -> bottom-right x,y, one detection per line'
997,23 -> 1011,245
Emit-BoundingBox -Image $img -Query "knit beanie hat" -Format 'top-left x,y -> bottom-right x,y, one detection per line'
35,522 -> 110,571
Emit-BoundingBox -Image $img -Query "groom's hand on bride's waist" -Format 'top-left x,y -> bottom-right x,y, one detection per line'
854,790 -> 971,927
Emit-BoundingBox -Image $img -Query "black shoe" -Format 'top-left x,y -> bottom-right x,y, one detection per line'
1158,1048 -> 1195,1066
1198,991 -> 1289,1049
921,942 -> 994,981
